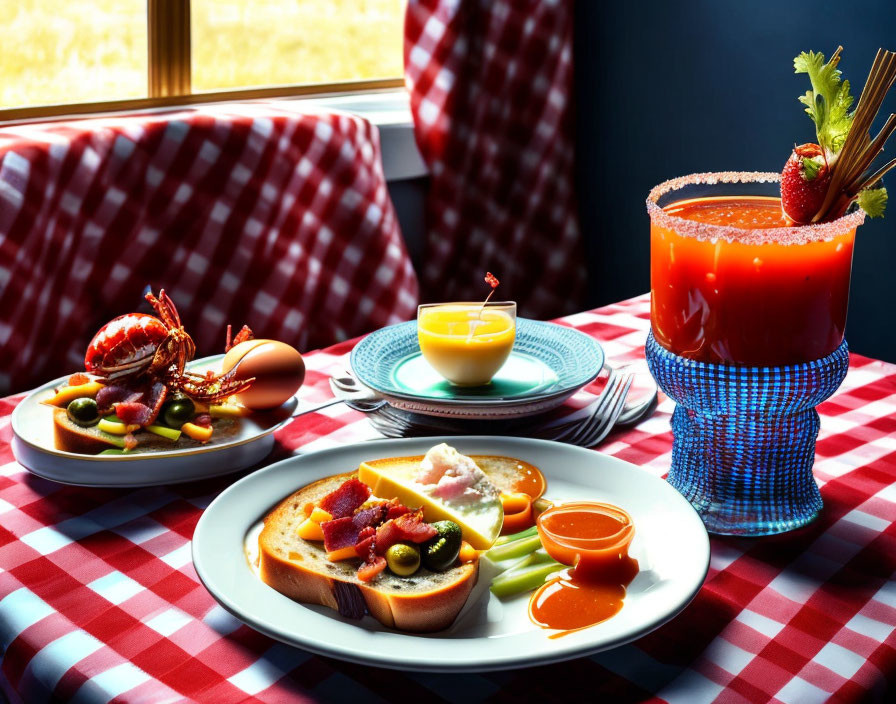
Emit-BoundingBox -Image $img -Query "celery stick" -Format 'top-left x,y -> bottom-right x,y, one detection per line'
500,551 -> 558,580
526,549 -> 556,565
97,418 -> 129,435
145,424 -> 181,441
501,552 -> 537,575
499,548 -> 557,576
490,561 -> 565,598
484,534 -> 542,562
492,525 -> 538,547
533,497 -> 552,515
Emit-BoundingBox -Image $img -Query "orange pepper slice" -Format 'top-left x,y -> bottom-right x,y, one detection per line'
458,541 -> 478,563
512,462 -> 547,501
500,492 -> 534,535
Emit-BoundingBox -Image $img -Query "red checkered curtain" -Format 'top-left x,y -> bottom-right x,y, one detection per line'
405,0 -> 585,316
0,104 -> 418,394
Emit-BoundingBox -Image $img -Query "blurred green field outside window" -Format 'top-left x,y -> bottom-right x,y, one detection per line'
0,1 -> 404,114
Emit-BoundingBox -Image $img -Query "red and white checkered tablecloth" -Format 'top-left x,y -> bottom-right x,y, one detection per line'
1,293 -> 895,703
0,102 -> 418,395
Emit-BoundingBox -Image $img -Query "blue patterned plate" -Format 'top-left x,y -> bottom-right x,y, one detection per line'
351,319 -> 603,408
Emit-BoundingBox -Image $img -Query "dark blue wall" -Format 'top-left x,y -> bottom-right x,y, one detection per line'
576,1 -> 896,361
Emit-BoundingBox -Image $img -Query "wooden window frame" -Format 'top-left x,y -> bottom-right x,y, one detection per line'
0,0 -> 404,124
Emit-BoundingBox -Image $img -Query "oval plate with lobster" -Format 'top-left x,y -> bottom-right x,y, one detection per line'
11,358 -> 296,487
10,289 -> 300,487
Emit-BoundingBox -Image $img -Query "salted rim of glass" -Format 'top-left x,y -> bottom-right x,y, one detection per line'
646,171 -> 866,245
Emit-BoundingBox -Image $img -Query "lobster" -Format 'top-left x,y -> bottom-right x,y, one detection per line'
84,289 -> 255,425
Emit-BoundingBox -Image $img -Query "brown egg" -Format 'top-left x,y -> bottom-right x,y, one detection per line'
221,340 -> 305,410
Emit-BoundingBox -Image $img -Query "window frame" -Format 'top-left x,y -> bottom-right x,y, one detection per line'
0,0 -> 404,124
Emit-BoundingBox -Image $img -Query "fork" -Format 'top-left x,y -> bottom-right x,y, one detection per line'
379,369 -> 634,444
564,371 -> 634,447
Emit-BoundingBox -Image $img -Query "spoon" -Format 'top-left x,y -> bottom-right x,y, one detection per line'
289,375 -> 384,417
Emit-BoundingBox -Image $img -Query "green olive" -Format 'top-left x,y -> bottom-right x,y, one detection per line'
385,543 -> 420,577
421,521 -> 463,571
66,397 -> 99,426
162,399 -> 195,427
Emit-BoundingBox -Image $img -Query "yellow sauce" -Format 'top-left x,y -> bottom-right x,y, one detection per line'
417,305 -> 515,386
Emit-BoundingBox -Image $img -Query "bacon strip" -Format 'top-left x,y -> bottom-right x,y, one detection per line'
143,380 -> 168,425
321,505 -> 388,553
374,509 -> 438,556
354,526 -> 376,559
96,385 -> 143,413
115,402 -> 153,427
357,555 -> 387,583
385,499 -> 411,521
319,478 -> 372,519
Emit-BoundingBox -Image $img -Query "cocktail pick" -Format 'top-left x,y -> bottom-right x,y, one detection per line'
478,272 -> 500,318
813,48 -> 896,221
484,272 -> 500,301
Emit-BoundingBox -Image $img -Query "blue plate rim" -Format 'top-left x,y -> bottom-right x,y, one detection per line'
350,318 -> 604,406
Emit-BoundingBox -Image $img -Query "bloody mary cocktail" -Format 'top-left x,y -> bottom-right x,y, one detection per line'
649,174 -> 865,366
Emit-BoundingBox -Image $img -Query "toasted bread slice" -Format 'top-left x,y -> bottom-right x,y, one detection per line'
51,407 -> 239,455
259,472 -> 480,633
52,408 -> 126,454
468,455 -> 545,496
258,454 -> 543,632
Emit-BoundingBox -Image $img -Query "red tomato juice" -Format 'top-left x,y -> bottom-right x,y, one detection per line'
650,196 -> 856,366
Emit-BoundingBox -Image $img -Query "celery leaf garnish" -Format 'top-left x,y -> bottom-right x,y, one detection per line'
857,187 -> 888,218
795,49 -> 854,157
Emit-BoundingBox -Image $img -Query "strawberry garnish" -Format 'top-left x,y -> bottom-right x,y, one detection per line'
781,143 -> 831,223
781,47 -> 895,222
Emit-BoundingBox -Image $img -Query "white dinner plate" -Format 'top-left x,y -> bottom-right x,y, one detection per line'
193,436 -> 710,672
10,356 -> 296,487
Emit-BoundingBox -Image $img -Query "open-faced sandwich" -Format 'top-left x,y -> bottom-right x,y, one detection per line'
44,288 -> 304,455
258,443 -> 547,632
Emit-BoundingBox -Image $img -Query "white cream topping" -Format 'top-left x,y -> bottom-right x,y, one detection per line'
415,443 -> 496,504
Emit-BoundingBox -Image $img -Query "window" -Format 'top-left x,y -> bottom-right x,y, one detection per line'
1,1 -> 147,108
0,0 -> 404,120
192,1 -> 404,92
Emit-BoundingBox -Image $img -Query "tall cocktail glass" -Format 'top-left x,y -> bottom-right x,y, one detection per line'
645,172 -> 865,535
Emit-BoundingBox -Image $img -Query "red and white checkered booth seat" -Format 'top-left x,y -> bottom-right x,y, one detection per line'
405,0 -> 586,317
0,103 -> 419,394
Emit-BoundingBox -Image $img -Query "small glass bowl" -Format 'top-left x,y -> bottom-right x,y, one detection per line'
416,301 -> 516,386
536,501 -> 636,581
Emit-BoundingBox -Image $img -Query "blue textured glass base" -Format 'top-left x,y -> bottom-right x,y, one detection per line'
645,332 -> 850,536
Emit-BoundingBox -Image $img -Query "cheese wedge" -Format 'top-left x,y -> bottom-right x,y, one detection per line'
358,454 -> 503,550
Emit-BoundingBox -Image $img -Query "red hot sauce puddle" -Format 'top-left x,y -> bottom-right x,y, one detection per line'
530,502 -> 639,638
